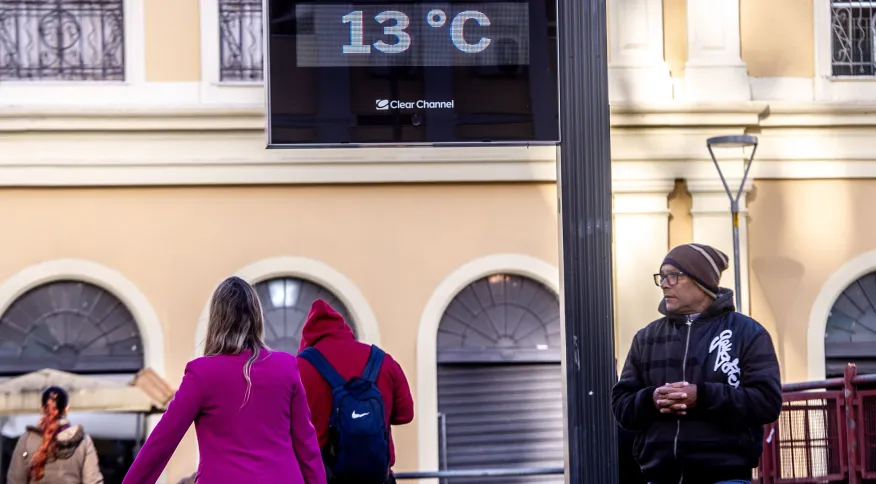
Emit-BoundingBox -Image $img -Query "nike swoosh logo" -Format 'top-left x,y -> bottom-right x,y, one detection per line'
352,411 -> 370,419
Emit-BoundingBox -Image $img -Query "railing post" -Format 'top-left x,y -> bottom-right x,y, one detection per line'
761,423 -> 775,484
845,363 -> 860,484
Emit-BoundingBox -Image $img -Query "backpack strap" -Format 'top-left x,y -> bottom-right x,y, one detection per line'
361,345 -> 385,384
299,347 -> 347,389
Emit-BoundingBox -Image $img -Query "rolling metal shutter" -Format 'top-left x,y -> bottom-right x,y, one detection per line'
437,363 -> 564,484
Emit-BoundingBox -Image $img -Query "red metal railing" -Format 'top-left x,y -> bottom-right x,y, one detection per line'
756,363 -> 876,484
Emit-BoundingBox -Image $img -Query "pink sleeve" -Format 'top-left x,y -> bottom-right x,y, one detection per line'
123,362 -> 203,484
290,362 -> 327,484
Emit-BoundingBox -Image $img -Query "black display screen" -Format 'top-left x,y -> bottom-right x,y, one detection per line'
266,0 -> 558,146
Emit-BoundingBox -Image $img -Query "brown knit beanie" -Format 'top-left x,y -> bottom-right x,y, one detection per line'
661,243 -> 729,299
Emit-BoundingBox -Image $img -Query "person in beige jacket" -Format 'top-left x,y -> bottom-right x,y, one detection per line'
6,386 -> 103,484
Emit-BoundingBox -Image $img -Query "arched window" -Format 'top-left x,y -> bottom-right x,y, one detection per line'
0,280 -> 144,376
825,271 -> 876,377
254,277 -> 356,354
436,274 -> 563,484
438,274 -> 562,362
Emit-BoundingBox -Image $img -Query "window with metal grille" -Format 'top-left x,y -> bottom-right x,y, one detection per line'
0,0 -> 125,81
436,274 -> 563,484
831,1 -> 876,76
219,0 -> 263,81
254,277 -> 356,355
825,271 -> 876,376
0,280 -> 144,376
437,274 -> 562,363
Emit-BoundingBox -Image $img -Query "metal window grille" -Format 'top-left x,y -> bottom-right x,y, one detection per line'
0,280 -> 144,376
219,0 -> 263,81
0,0 -> 125,81
832,1 -> 876,75
253,277 -> 356,355
825,271 -> 876,376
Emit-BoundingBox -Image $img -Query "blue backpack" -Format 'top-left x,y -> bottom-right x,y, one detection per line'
298,345 -> 390,482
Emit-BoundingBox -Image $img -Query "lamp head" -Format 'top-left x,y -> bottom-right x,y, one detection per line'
706,135 -> 758,149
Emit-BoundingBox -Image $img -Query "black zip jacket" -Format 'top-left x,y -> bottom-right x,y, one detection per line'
611,289 -> 782,484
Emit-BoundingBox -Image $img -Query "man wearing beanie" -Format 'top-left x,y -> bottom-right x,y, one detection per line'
611,243 -> 782,484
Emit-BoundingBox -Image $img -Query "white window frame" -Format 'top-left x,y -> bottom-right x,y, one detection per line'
814,0 -> 876,102
0,0 -> 157,107
199,0 -> 265,105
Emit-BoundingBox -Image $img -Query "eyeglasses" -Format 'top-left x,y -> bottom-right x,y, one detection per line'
653,271 -> 685,287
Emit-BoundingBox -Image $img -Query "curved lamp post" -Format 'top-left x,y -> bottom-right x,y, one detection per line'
706,135 -> 759,314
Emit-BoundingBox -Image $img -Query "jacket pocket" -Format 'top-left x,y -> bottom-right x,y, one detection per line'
634,421 -> 678,473
678,419 -> 758,469
632,432 -> 644,457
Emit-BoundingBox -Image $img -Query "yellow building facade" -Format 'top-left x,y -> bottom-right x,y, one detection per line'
0,0 -> 874,482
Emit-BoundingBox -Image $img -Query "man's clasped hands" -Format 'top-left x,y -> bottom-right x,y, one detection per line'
654,381 -> 698,415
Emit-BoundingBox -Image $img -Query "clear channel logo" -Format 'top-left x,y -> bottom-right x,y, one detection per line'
375,99 -> 455,110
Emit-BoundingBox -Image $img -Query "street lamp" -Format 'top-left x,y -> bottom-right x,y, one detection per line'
706,135 -> 759,314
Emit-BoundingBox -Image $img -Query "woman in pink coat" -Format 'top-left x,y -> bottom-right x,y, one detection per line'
123,276 -> 326,484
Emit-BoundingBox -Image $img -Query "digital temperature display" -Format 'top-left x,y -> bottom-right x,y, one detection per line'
265,0 -> 558,146
296,3 -> 530,67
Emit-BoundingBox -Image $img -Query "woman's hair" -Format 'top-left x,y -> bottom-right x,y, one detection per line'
30,386 -> 69,481
203,276 -> 267,406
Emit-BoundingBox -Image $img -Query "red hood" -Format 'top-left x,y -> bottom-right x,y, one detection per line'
298,299 -> 355,352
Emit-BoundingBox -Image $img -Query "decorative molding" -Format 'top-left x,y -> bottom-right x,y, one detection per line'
806,249 -> 876,382
609,66 -> 674,103
416,254 -> 560,477
0,103 -> 768,131
608,102 -> 766,126
0,106 -> 265,132
0,82 -> 201,108
687,175 -> 752,194
759,103 -> 876,126
686,187 -> 747,217
611,178 -> 678,194
607,0 -> 673,102
752,161 -> 876,179
193,256 -> 380,356
0,259 -> 165,377
682,66 -> 751,103
750,78 -> 815,102
0,0 -> 147,107
5,103 -> 876,185
612,180 -> 675,214
683,0 -> 750,102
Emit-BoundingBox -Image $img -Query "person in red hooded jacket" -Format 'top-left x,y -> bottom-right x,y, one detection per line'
297,299 -> 414,483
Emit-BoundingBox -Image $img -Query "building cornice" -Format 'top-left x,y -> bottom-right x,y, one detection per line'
12,101 -> 876,132
759,102 -> 876,127
0,102 -> 771,132
3,102 -> 876,187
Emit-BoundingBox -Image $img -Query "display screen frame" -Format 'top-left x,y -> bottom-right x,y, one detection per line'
264,0 -> 560,148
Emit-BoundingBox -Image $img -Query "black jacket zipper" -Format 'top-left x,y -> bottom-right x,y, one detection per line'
673,316 -> 694,484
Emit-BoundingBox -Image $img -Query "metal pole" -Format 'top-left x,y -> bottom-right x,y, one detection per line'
394,468 -> 565,479
731,200 -> 742,312
707,136 -> 758,315
556,0 -> 617,482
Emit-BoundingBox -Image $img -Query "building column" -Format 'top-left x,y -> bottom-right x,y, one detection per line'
608,0 -> 674,102
612,180 -> 674,371
687,179 -> 752,314
683,0 -> 750,102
